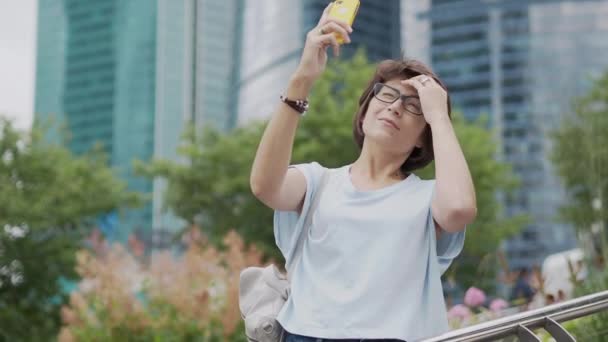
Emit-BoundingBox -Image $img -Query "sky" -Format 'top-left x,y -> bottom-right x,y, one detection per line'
0,0 -> 37,130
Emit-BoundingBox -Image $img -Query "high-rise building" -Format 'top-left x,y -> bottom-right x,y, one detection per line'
35,0 -> 67,144
406,0 -> 608,269
34,0 -> 244,242
401,0 -> 431,64
193,1 -> 244,131
237,0 -> 402,124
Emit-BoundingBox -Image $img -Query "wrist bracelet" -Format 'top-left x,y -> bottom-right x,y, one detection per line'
280,95 -> 309,115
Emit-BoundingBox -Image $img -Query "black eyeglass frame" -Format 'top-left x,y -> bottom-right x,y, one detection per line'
372,82 -> 423,116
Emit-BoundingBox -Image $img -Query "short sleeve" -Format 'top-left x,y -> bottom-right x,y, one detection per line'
426,181 -> 466,275
273,162 -> 325,266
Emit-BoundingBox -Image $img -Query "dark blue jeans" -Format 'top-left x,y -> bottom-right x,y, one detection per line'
283,330 -> 405,342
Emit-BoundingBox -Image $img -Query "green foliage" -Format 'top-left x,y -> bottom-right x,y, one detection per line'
0,118 -> 140,341
543,70 -> 608,342
136,51 -> 374,258
566,266 -> 608,341
135,122 -> 273,255
138,50 -> 524,289
551,71 -> 608,255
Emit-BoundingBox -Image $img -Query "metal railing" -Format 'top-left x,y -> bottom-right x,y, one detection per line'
422,290 -> 608,342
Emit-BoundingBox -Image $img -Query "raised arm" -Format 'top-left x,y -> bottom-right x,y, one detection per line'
403,75 -> 477,232
249,75 -> 311,212
250,3 -> 352,212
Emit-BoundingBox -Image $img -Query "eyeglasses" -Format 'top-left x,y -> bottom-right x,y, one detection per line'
372,83 -> 423,116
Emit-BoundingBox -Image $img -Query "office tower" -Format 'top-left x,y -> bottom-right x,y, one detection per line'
237,0 -> 402,125
35,0 -> 67,144
401,0 -> 431,64
193,1 -> 244,131
35,0 -> 243,242
407,0 -> 608,269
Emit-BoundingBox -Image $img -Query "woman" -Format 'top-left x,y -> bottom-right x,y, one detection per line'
250,3 -> 477,342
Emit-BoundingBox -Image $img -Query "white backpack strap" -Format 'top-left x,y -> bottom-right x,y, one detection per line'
286,168 -> 331,274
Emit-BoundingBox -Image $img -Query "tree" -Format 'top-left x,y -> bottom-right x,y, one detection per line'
0,118 -> 140,340
138,50 -> 524,289
551,71 -> 608,262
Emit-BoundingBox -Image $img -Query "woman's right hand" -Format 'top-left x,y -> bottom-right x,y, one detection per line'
294,2 -> 353,83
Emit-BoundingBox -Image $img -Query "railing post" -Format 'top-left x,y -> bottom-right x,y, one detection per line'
543,317 -> 576,342
517,325 -> 540,342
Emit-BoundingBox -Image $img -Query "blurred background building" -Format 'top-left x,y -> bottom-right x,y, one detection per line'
34,0 -> 244,243
34,0 -> 608,269
408,0 -> 608,270
237,0 -> 402,124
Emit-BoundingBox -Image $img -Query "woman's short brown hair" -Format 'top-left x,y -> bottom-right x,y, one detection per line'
352,59 -> 452,174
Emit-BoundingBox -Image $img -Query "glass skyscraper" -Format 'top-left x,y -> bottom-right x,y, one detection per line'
35,0 -> 244,242
410,0 -> 608,269
237,0 -> 402,124
194,1 -> 244,131
401,0 -> 431,64
35,0 -> 67,144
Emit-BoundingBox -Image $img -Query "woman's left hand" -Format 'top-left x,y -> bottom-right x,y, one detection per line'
402,75 -> 449,126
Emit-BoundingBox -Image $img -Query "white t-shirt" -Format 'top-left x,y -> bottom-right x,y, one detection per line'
274,162 -> 466,341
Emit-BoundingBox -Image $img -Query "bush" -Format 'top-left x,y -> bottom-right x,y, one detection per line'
58,229 -> 263,341
567,265 -> 608,342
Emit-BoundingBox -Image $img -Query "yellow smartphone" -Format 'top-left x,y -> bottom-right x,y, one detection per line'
327,0 -> 360,44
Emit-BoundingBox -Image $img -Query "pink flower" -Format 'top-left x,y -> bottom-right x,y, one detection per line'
489,298 -> 509,312
448,304 -> 472,321
464,287 -> 487,307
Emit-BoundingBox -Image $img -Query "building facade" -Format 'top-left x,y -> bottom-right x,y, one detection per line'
35,0 -> 243,242
407,0 -> 608,269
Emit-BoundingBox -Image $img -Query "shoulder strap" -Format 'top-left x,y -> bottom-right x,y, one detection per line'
286,169 -> 331,274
